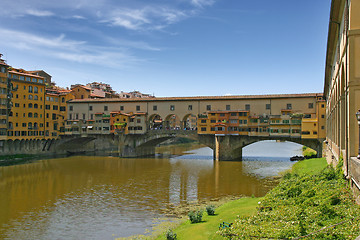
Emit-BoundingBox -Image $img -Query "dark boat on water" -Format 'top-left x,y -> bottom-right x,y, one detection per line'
290,155 -> 305,161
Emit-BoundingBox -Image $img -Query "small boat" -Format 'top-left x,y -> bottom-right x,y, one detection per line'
290,155 -> 305,161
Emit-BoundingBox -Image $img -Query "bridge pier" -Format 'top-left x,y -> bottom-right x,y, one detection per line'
215,135 -> 243,161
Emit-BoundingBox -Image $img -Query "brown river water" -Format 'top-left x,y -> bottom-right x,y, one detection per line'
0,141 -> 302,239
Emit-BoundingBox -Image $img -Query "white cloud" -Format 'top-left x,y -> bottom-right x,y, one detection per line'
0,28 -> 142,68
26,9 -> 54,17
105,6 -> 187,31
191,0 -> 215,8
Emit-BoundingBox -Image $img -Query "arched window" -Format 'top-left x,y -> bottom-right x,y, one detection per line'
28,103 -> 33,108
34,104 -> 38,109
34,86 -> 38,93
62,97 -> 65,103
28,95 -> 33,100
28,112 -> 33,118
34,95 -> 38,100
28,122 -> 32,129
28,86 -> 33,93
34,113 -> 38,118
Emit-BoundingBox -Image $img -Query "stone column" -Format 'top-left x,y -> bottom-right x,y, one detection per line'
214,135 -> 243,161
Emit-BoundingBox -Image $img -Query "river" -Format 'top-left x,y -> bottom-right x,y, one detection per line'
0,141 -> 302,240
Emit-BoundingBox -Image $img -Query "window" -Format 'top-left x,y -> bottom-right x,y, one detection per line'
286,103 -> 292,110
201,127 -> 206,132
28,112 -> 33,118
188,105 -> 192,110
60,106 -> 66,111
226,105 -> 230,110
82,114 -> 86,119
34,113 -> 38,118
220,113 -> 225,117
62,97 -> 65,103
120,106 -> 124,111
89,106 -> 93,111
245,104 -> 250,111
206,105 -> 211,111
321,115 -> 325,118
90,114 -> 93,120
137,119 -> 141,123
28,86 -> 33,93
321,104 -> 325,108
28,95 -> 33,100
15,103 -> 19,107
46,113 -> 49,118
230,119 -> 237,124
304,114 -> 311,118
136,105 -> 140,111
231,113 -> 237,116
28,103 -> 33,108
170,105 -> 175,111
69,106 -> 73,111
22,123 -> 27,127
201,119 -> 207,123
321,126 -> 325,130
34,95 -> 38,100
34,86 -> 38,93
53,105 -> 58,110
104,106 -> 108,111
45,105 -> 50,110
266,104 -> 271,110
308,103 -> 314,109
210,119 -> 216,123
153,105 -> 157,111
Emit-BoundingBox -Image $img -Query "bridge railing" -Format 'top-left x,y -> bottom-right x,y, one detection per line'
147,129 -> 197,135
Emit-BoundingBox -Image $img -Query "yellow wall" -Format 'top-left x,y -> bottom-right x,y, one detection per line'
8,72 -> 46,141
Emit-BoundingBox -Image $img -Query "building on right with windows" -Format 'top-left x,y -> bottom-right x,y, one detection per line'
324,0 -> 360,201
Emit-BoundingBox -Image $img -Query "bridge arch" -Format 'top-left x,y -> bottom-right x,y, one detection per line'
164,114 -> 181,130
148,114 -> 164,130
182,113 -> 197,130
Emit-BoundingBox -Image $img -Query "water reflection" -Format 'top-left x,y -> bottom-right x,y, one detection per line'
0,142 -> 301,239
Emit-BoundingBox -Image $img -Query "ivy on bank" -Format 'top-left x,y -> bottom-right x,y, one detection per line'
219,160 -> 360,239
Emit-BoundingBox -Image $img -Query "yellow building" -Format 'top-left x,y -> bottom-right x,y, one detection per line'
44,89 -> 74,138
197,97 -> 325,140
7,68 -> 46,140
0,54 -> 9,142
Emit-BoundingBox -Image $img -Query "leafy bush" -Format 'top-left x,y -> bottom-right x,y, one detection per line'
166,229 -> 177,240
219,160 -> 360,239
206,205 -> 216,215
188,210 -> 203,223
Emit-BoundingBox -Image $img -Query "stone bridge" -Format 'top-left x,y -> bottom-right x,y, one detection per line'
55,130 -> 324,161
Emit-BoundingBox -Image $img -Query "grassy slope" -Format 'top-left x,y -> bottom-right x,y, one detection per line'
292,157 -> 327,175
155,197 -> 260,240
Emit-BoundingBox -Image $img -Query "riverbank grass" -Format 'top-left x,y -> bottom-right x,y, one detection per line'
220,157 -> 360,239
155,197 -> 261,240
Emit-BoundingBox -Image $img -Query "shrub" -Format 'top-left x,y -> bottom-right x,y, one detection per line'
321,166 -> 336,180
188,210 -> 203,223
166,229 -> 177,240
206,205 -> 215,215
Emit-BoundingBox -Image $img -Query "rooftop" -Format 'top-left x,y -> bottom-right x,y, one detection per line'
69,93 -> 323,103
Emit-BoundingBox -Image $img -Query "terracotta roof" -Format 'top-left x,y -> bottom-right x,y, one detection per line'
9,69 -> 45,79
68,93 -> 323,103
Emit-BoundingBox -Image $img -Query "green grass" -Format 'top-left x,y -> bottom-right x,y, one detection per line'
221,158 -> 360,239
292,157 -> 327,175
155,197 -> 261,240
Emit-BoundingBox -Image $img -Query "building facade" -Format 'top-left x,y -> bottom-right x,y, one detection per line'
324,0 -> 360,200
0,55 -> 10,143
66,93 -> 326,139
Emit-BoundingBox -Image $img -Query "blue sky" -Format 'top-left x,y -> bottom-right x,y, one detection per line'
0,0 -> 331,97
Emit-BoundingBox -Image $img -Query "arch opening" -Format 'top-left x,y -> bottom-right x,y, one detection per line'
148,114 -> 163,130
182,114 -> 197,130
164,114 -> 181,130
